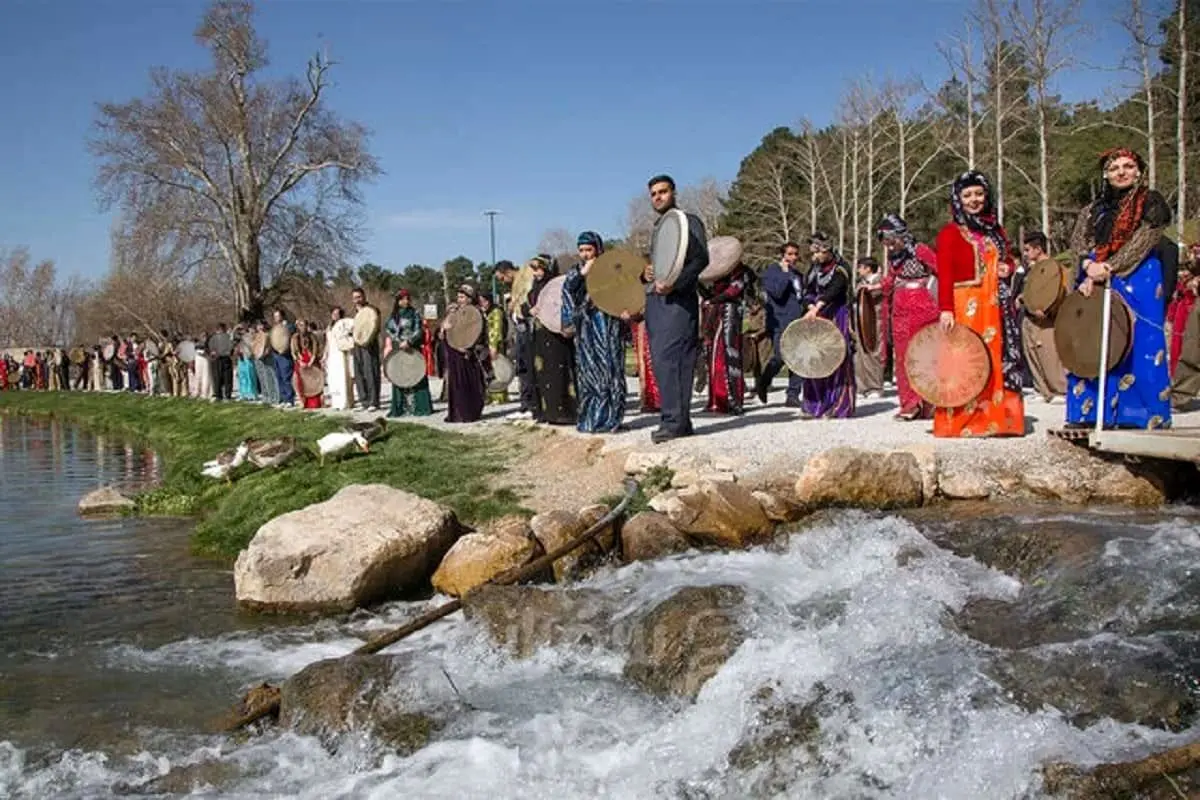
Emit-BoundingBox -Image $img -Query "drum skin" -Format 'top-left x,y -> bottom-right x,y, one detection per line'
533,275 -> 566,335
269,324 -> 291,354
489,353 -> 515,391
1053,290 -> 1133,379
329,318 -> 356,353
1020,258 -> 1067,318
905,323 -> 992,408
780,318 -> 846,379
445,305 -> 485,352
699,236 -> 743,283
650,209 -> 688,286
586,249 -> 646,318
352,306 -> 381,346
297,365 -> 325,398
384,349 -> 426,388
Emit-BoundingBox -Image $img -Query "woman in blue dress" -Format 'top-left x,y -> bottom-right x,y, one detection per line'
562,231 -> 627,433
1066,147 -> 1175,430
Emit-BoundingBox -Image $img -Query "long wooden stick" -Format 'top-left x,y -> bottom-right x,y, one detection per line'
223,478 -> 638,732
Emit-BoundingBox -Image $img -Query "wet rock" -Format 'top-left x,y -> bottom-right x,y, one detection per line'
77,486 -> 135,516
988,635 -> 1199,732
660,480 -> 774,549
530,510 -> 593,583
462,584 -> 623,657
624,585 -> 746,699
937,520 -> 1105,581
1043,744 -> 1200,799
431,515 -> 541,597
578,502 -> 618,554
752,490 -> 805,523
279,654 -> 445,754
234,485 -> 462,614
620,511 -> 692,562
128,760 -> 245,795
794,448 -> 923,510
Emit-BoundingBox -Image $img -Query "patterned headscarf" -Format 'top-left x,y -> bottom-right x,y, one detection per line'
876,213 -> 912,245
1092,146 -> 1167,263
876,213 -> 931,280
457,284 -> 478,303
950,170 -> 1007,261
576,231 -> 605,255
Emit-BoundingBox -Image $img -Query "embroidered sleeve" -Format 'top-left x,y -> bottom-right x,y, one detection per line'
1106,223 -> 1167,277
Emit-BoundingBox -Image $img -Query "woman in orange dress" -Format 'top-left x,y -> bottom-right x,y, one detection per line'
932,171 -> 1026,438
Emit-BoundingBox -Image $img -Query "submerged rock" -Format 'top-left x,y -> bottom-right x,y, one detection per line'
233,484 -> 462,614
279,654 -> 447,754
794,448 -> 923,510
624,585 -> 746,699
621,511 -> 692,562
431,515 -> 541,597
78,486 -> 135,516
529,509 -> 602,583
463,584 -> 623,657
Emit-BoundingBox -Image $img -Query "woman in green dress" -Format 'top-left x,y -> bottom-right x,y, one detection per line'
384,289 -> 434,416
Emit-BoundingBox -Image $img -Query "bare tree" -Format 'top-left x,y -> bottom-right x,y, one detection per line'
1006,0 -> 1084,233
882,79 -> 950,217
1179,0 -> 1188,223
678,177 -> 728,235
723,144 -> 801,262
1125,0 -> 1165,187
90,0 -> 380,323
623,194 -> 658,255
0,248 -> 84,347
938,22 -> 982,169
537,227 -> 576,259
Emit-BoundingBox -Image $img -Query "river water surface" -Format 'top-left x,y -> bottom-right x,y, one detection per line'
0,416 -> 1197,798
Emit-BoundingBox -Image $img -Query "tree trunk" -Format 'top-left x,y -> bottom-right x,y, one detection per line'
994,34 -> 1006,224
808,138 -> 819,234
851,127 -> 861,261
866,118 -> 876,260
838,129 -> 849,252
1178,0 -> 1188,225
898,117 -> 909,217
1137,0 -> 1158,188
235,241 -> 265,323
1037,100 -> 1050,234
966,24 -> 977,169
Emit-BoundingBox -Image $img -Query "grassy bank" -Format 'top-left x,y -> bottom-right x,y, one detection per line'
0,392 -> 524,559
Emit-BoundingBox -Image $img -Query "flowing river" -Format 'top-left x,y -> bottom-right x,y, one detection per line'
0,416 -> 1197,798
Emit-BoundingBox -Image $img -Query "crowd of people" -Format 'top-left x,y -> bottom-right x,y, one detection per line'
5,154 -> 1199,441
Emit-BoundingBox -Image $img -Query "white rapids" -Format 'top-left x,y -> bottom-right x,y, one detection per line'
2,510 -> 1196,799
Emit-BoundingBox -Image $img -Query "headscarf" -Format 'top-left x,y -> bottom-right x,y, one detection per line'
950,170 -> 1008,261
808,231 -> 833,252
458,284 -> 478,304
527,254 -> 558,307
1092,146 -> 1168,263
877,213 -> 932,280
576,231 -> 605,255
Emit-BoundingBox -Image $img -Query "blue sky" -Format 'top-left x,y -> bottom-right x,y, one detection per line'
0,0 -> 1130,282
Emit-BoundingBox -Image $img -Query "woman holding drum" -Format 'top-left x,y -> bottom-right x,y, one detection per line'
439,285 -> 489,423
563,231 -> 627,433
798,233 -> 856,419
877,214 -> 941,421
384,289 -> 434,417
525,254 -> 577,425
1064,147 -> 1173,430
932,170 -> 1025,438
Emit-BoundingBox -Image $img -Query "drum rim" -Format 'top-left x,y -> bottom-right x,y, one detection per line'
856,285 -> 879,353
651,208 -> 688,285
384,348 -> 426,388
779,316 -> 847,379
699,235 -> 743,283
904,323 -> 992,408
1021,258 -> 1067,316
1052,289 -> 1134,379
490,352 -> 515,387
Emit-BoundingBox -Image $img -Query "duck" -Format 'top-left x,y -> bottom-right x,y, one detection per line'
316,431 -> 370,466
245,437 -> 300,469
344,416 -> 387,442
201,441 -> 251,484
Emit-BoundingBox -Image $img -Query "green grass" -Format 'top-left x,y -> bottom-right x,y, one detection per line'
598,464 -> 674,516
0,392 -> 525,560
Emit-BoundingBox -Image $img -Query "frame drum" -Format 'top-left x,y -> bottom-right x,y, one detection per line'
490,353 -> 515,391
1053,289 -> 1133,379
269,324 -> 291,354
905,323 -> 992,408
329,318 -> 356,353
176,339 -> 197,364
352,306 -> 381,347
650,208 -> 688,286
251,331 -> 269,359
856,287 -> 879,353
298,365 -> 325,398
143,340 -> 160,360
780,317 -> 847,379
533,275 -> 566,334
384,349 -> 426,388
1020,257 -> 1067,318
586,248 -> 646,318
699,236 -> 742,283
445,304 -> 484,352
69,347 -> 87,365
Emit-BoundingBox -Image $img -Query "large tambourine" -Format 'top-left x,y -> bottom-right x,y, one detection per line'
490,353 -> 515,391
102,342 -> 116,361
650,208 -> 688,286
269,324 -> 291,354
1053,289 -> 1133,379
208,332 -> 233,358
445,304 -> 485,352
329,318 -> 356,353
251,331 -> 269,359
905,323 -> 992,408
780,317 -> 846,379
1020,257 -> 1067,319
586,248 -> 646,318
176,339 -> 197,364
699,235 -> 742,283
297,365 -> 325,398
69,347 -> 87,365
352,306 -> 381,347
533,275 -> 566,334
511,265 -> 536,316
384,348 -> 426,388
856,286 -> 879,353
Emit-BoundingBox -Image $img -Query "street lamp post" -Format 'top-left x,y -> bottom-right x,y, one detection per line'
484,210 -> 500,300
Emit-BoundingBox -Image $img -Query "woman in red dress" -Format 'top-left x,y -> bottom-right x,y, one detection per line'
293,332 -> 324,410
1168,247 -> 1199,374
932,171 -> 1025,438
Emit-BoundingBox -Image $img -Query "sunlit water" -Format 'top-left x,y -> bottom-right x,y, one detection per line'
0,415 -> 1197,798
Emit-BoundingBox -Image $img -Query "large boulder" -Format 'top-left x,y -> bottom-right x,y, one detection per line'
624,585 -> 746,699
463,584 -> 623,657
1016,441 -> 1187,506
658,480 -> 774,549
78,486 -> 135,516
430,515 -> 541,597
621,511 -> 692,562
794,448 -> 923,510
529,509 -> 596,583
234,485 -> 462,614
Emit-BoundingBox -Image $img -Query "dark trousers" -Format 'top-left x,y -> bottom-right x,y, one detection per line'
514,326 -> 536,412
758,326 -> 803,400
273,353 -> 295,405
353,342 -> 381,409
645,293 -> 699,435
214,356 -> 234,400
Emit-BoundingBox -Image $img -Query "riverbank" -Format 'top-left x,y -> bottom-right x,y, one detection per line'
0,392 -> 524,559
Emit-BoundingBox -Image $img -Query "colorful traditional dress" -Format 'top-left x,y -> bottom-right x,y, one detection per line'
528,272 -> 576,425
1168,271 -> 1198,374
800,256 -> 856,418
386,306 -> 434,417
1066,180 -> 1173,429
485,305 -> 508,404
237,353 -> 259,401
295,346 -> 324,410
442,303 -> 488,423
933,175 -> 1025,438
878,215 -> 941,419
700,265 -> 754,414
563,265 -> 626,433
633,319 -> 660,413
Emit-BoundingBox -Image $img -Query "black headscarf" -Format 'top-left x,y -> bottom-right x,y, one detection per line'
950,171 -> 1008,261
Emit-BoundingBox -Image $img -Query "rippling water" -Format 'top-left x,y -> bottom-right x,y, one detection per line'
0,415 -> 1196,798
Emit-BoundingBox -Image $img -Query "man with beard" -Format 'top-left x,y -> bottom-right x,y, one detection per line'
350,286 -> 382,412
645,174 -> 709,443
755,242 -> 805,406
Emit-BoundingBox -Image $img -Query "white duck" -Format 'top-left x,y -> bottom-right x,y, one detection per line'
316,431 -> 370,466
202,441 -> 250,484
